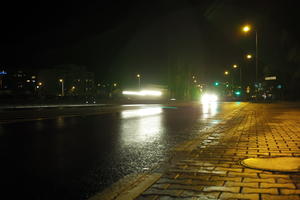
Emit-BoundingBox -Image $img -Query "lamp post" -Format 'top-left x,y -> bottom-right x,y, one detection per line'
246,54 -> 253,60
242,25 -> 258,89
224,70 -> 230,85
137,74 -> 141,89
59,79 -> 64,96
233,64 -> 242,87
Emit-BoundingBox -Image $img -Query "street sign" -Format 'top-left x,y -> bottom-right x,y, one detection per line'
265,76 -> 276,80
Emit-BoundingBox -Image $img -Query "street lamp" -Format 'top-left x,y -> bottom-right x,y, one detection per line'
224,71 -> 229,75
246,54 -> 253,59
242,24 -> 258,87
233,64 -> 242,87
59,79 -> 64,96
136,74 -> 141,89
242,25 -> 251,32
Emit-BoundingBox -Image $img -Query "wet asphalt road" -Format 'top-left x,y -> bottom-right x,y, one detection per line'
0,102 -> 230,200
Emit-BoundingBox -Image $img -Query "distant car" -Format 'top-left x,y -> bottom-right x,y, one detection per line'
85,96 -> 96,104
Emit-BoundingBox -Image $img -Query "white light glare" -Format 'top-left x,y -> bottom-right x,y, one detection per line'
121,107 -> 162,118
122,90 -> 162,96
201,93 -> 218,103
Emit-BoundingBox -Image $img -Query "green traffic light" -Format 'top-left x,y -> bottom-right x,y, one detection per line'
214,82 -> 219,86
235,91 -> 241,95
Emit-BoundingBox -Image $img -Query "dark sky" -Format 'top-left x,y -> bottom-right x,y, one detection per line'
0,0 -> 299,85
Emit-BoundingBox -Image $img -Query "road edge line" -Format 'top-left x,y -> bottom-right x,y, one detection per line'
89,173 -> 162,200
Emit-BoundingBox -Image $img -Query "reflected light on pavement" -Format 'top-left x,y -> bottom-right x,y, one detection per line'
56,116 -> 65,129
121,107 -> 162,119
202,102 -> 218,119
120,107 -> 163,145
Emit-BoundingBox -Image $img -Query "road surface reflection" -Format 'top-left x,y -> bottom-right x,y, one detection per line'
120,107 -> 164,145
202,102 -> 218,119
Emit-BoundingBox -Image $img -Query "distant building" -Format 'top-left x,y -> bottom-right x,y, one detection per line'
0,69 -> 38,95
38,64 -> 96,96
0,70 -> 8,89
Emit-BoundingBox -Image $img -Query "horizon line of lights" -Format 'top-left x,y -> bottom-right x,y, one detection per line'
122,90 -> 162,96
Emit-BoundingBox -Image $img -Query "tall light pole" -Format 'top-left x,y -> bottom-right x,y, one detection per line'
136,74 -> 141,89
246,54 -> 253,60
233,64 -> 242,87
242,25 -> 258,87
59,79 -> 64,96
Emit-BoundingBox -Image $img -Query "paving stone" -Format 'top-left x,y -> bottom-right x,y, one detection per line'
215,167 -> 243,172
168,184 -> 203,192
152,183 -> 169,190
143,188 -> 183,197
225,181 -> 259,187
228,172 -> 258,178
180,191 -> 221,199
244,168 -> 263,173
259,174 -> 290,179
280,189 -> 300,195
261,194 -> 300,200
203,186 -> 240,193
157,178 -> 223,186
210,176 -> 242,182
261,183 -> 296,189
219,192 -> 259,200
242,187 -> 279,194
176,173 -> 211,180
136,195 -> 158,200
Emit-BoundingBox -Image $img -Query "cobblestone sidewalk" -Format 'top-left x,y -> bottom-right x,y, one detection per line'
137,103 -> 300,200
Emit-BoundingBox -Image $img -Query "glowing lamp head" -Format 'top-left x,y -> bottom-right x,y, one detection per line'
243,25 -> 251,32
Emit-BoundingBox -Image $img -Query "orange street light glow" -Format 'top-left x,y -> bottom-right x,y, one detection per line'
242,25 -> 251,32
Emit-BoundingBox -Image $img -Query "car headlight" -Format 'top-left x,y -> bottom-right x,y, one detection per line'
201,93 -> 218,103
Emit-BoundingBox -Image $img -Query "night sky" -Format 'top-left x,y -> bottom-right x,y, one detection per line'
1,0 -> 299,86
